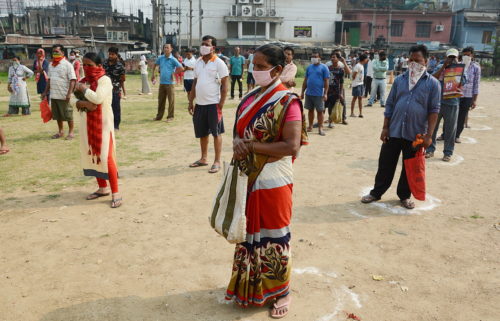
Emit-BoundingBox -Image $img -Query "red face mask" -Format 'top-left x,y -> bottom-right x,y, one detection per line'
83,65 -> 105,80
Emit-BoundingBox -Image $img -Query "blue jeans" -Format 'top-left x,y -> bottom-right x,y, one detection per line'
426,103 -> 459,156
368,78 -> 386,105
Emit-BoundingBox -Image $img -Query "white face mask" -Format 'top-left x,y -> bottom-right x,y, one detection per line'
69,55 -> 75,60
200,45 -> 212,56
462,55 -> 471,69
311,57 -> 320,64
408,61 -> 426,90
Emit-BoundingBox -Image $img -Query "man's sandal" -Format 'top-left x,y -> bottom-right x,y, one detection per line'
271,297 -> 292,319
208,164 -> 221,174
361,194 -> 380,204
189,160 -> 209,168
400,199 -> 415,209
86,192 -> 110,200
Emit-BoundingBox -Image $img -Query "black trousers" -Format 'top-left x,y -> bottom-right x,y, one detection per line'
370,138 -> 416,200
364,76 -> 372,97
111,91 -> 121,130
456,97 -> 473,138
231,75 -> 243,98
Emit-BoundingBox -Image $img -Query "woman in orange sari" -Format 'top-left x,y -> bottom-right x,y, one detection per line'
226,44 -> 308,318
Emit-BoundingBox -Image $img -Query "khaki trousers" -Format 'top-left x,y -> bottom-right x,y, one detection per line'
156,84 -> 175,120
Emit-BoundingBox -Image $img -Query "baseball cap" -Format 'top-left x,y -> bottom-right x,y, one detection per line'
446,48 -> 459,57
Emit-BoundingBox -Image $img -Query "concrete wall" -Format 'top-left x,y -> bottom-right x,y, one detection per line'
452,12 -> 497,52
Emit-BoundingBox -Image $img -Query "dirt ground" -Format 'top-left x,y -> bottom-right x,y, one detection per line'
0,79 -> 499,321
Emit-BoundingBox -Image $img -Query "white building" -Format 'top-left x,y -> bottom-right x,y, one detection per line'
163,0 -> 341,47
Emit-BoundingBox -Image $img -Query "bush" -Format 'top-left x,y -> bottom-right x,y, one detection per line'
295,63 -> 306,78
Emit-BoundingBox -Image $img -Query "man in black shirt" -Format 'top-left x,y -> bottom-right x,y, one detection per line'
103,47 -> 126,130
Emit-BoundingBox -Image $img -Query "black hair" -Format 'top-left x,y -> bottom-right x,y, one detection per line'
186,48 -> 193,53
83,52 -> 103,65
330,51 -> 341,58
52,44 -> 64,53
70,50 -> 76,55
409,44 -> 429,60
12,56 -> 20,61
462,46 -> 474,54
202,35 -> 217,47
284,46 -> 295,55
255,44 -> 285,68
379,51 -> 386,57
311,51 -> 320,56
108,47 -> 119,54
359,53 -> 368,62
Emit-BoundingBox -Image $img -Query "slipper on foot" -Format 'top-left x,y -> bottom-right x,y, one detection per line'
271,297 -> 292,319
86,192 -> 110,200
189,160 -> 209,168
208,164 -> 221,174
0,149 -> 10,155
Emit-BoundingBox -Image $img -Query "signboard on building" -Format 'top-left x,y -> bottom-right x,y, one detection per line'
294,26 -> 312,38
51,27 -> 66,35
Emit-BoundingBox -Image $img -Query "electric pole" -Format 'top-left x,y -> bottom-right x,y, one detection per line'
199,0 -> 202,40
151,0 -> 158,54
189,0 -> 193,48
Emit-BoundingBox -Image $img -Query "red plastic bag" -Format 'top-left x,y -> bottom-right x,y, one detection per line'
40,98 -> 52,123
404,148 -> 426,201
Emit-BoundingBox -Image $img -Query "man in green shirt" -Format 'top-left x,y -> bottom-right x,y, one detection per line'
229,47 -> 245,99
367,50 -> 389,107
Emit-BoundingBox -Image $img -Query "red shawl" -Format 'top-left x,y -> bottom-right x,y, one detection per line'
80,66 -> 106,164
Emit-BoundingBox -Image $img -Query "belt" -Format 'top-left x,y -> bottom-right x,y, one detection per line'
375,78 -> 386,80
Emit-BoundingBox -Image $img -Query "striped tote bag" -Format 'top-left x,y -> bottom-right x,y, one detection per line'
210,160 -> 248,244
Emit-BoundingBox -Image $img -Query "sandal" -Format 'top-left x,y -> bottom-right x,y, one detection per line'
208,164 -> 221,174
51,133 -> 63,139
400,199 -> 415,209
86,191 -> 110,200
111,197 -> 123,208
361,194 -> 380,204
189,160 -> 209,168
271,297 -> 292,319
65,134 -> 75,140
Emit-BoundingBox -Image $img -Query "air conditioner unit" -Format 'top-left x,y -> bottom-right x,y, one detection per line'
253,0 -> 264,4
255,8 -> 265,17
230,4 -> 237,16
238,0 -> 249,3
269,8 -> 277,17
242,5 -> 252,16
435,25 -> 444,32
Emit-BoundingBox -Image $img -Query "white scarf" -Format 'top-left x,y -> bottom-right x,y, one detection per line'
408,61 -> 426,91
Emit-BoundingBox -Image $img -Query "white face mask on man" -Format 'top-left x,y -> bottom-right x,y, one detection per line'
461,55 -> 472,69
200,45 -> 212,56
311,57 -> 320,64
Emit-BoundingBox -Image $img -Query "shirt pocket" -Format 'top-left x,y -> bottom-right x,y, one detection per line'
206,65 -> 219,82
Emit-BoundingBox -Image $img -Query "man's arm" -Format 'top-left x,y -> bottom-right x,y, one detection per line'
151,64 -> 158,81
323,78 -> 329,101
471,66 -> 481,109
42,79 -> 50,99
66,79 -> 76,101
219,76 -> 228,109
188,78 -> 197,115
301,77 -> 308,99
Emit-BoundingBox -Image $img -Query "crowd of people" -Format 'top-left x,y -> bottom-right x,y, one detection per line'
0,37 -> 483,318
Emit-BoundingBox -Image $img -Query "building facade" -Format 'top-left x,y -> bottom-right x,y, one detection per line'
451,9 -> 498,53
66,0 -> 112,14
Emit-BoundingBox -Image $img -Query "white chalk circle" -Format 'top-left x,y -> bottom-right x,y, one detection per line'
461,136 -> 478,144
470,124 -> 492,131
360,187 -> 442,215
434,154 -> 464,166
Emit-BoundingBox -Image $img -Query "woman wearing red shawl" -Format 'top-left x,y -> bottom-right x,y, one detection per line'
225,44 -> 308,318
33,48 -> 49,95
74,52 -> 122,208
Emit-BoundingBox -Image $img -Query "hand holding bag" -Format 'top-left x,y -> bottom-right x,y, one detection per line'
40,98 -> 52,123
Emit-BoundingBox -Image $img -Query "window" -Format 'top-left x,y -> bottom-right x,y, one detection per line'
391,20 -> 404,37
368,23 -> 372,37
415,21 -> 432,38
482,31 -> 492,44
242,22 -> 265,37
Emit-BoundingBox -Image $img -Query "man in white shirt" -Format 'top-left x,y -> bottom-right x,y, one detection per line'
42,44 -> 77,140
246,48 -> 255,94
182,49 -> 197,99
188,35 -> 229,174
350,53 -> 369,118
364,53 -> 374,98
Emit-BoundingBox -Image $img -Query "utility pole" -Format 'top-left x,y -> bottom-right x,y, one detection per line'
198,0 -> 202,40
189,0 -> 193,48
151,0 -> 158,54
371,0 -> 376,47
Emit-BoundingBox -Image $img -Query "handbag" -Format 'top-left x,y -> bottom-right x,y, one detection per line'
404,148 -> 426,201
210,160 -> 248,244
40,98 -> 52,123
329,100 -> 343,124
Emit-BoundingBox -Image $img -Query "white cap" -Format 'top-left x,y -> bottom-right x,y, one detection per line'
446,48 -> 459,57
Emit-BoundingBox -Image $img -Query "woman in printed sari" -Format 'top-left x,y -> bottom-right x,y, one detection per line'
226,44 -> 308,318
33,48 -> 49,97
74,52 -> 122,208
5,56 -> 34,116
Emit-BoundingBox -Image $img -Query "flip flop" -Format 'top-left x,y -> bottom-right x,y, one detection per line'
65,134 -> 75,140
0,149 -> 10,155
271,297 -> 292,319
51,133 -> 63,139
86,192 -> 110,200
208,164 -> 221,174
189,160 -> 209,168
400,199 -> 415,209
111,197 -> 123,208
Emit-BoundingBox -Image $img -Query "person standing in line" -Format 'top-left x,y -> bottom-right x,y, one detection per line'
427,55 -> 438,73
151,43 -> 183,122
42,44 -> 77,140
229,47 -> 245,100
301,52 -> 329,136
216,48 -> 230,66
361,45 -> 440,210
350,54 -> 368,118
174,51 -> 184,86
280,46 -> 297,89
33,48 -> 49,97
364,53 -> 374,98
326,52 -> 350,128
5,56 -> 34,116
188,35 -> 228,174
0,128 -> 9,155
246,48 -> 255,93
182,49 -> 197,100
401,55 -> 409,73
69,50 -> 81,81
425,48 -> 466,162
138,55 -> 152,95
367,50 -> 389,108
103,47 -> 126,130
74,52 -> 122,208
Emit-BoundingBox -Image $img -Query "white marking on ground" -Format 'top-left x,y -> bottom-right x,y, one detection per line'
348,208 -> 369,219
216,292 -> 232,305
317,286 -> 363,321
435,154 -> 464,166
342,286 -> 362,308
294,267 -> 338,278
470,124 -> 492,131
461,136 -> 478,144
360,187 -> 441,214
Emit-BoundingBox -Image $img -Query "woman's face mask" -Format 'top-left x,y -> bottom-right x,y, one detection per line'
12,61 -> 19,67
253,66 -> 277,87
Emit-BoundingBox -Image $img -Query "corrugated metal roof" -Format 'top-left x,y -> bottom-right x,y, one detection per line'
3,34 -> 86,47
464,12 -> 498,23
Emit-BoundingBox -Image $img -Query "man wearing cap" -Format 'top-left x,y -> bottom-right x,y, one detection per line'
425,48 -> 466,162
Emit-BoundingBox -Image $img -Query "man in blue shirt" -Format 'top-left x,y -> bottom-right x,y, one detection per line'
361,45 -> 440,210
301,52 -> 329,136
229,47 -> 245,100
151,43 -> 183,122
